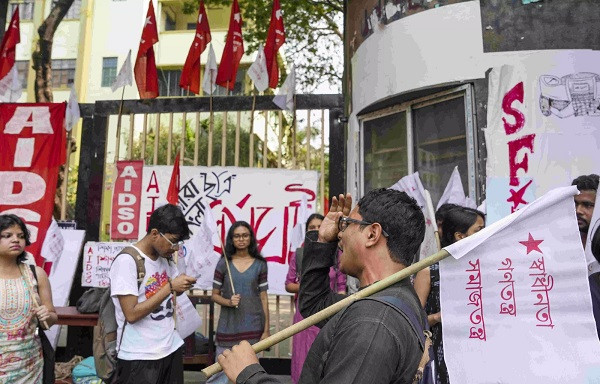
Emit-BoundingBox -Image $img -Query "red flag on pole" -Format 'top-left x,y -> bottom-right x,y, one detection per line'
264,0 -> 285,89
134,0 -> 159,99
0,7 -> 20,80
215,0 -> 244,90
167,153 -> 181,205
180,1 -> 211,94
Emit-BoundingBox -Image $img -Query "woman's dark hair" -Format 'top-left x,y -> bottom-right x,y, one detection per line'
223,221 -> 264,261
441,207 -> 485,248
435,203 -> 459,225
305,213 -> 324,232
0,214 -> 31,264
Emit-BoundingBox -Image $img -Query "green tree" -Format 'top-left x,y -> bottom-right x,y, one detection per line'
184,0 -> 343,92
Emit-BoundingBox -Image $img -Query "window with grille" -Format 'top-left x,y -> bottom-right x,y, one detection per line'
52,59 -> 76,88
15,60 -> 29,89
8,0 -> 35,21
361,87 -> 475,203
101,57 -> 118,87
52,0 -> 81,19
158,69 -> 185,97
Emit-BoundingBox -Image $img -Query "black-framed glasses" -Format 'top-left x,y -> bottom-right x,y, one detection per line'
160,232 -> 184,250
338,216 -> 389,237
233,233 -> 251,240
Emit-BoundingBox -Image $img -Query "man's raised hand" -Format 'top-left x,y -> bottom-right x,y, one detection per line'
318,193 -> 352,243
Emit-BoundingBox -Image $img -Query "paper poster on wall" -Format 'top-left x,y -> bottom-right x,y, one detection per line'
81,242 -> 131,288
485,51 -> 600,223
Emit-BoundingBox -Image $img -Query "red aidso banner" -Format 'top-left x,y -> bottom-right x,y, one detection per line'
0,103 -> 67,266
111,160 -> 144,240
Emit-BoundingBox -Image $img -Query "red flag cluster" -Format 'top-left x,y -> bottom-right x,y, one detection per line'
134,0 -> 159,99
134,0 -> 286,99
0,8 -> 20,80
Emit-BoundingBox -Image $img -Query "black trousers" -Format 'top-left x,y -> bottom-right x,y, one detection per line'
115,347 -> 183,384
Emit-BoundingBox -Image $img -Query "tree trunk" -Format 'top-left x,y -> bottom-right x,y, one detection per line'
31,0 -> 75,103
0,1 -> 10,43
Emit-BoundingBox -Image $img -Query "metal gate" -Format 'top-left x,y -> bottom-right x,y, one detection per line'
68,94 -> 344,360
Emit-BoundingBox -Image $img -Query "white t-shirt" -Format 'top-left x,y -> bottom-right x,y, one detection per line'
109,245 -> 184,360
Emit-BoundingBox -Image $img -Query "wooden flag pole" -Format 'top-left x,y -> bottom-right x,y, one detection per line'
19,263 -> 50,330
208,79 -> 214,166
115,85 -> 126,159
198,248 -> 452,381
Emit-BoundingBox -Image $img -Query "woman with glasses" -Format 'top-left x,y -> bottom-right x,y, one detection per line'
414,206 -> 485,384
285,213 -> 346,384
210,221 -> 269,384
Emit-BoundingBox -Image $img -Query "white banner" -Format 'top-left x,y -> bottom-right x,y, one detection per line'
81,242 -> 131,288
440,186 -> 600,383
485,51 -> 600,224
46,229 -> 86,349
132,166 -> 318,294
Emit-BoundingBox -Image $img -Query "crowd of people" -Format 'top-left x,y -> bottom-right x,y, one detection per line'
0,174 -> 598,384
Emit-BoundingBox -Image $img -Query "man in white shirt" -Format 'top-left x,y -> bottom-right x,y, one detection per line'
110,204 -> 197,384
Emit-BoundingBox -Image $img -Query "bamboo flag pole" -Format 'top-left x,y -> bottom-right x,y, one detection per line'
199,248 -> 451,380
249,86 -> 257,166
208,80 -> 214,166
19,263 -> 50,330
115,85 -> 127,159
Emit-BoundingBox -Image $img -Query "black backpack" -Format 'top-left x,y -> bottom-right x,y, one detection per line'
93,247 -> 145,383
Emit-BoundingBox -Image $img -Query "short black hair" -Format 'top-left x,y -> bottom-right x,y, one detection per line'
357,188 -> 425,266
147,204 -> 190,241
436,203 -> 459,224
223,221 -> 265,261
592,228 -> 600,264
441,207 -> 485,248
572,174 -> 599,192
305,213 -> 324,231
0,214 -> 31,264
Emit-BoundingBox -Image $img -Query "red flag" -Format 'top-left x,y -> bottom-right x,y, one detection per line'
180,1 -> 212,94
134,0 -> 159,99
215,0 -> 244,90
264,0 -> 285,89
0,8 -> 20,80
167,154 -> 180,205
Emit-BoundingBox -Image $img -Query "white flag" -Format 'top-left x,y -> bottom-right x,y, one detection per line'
202,44 -> 218,95
65,87 -> 80,132
185,207 -> 221,287
390,172 -> 438,260
110,50 -> 133,92
440,186 -> 600,383
41,218 -> 65,264
437,166 -> 467,210
585,190 -> 600,275
0,65 -> 22,102
290,194 -> 310,250
248,44 -> 269,92
273,65 -> 295,111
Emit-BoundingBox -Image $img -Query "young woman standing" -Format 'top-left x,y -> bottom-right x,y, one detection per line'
0,214 -> 57,383
210,221 -> 269,383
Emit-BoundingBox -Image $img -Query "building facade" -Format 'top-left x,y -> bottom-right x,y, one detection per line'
344,0 -> 600,204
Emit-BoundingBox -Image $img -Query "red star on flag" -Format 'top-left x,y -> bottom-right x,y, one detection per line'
519,233 -> 543,255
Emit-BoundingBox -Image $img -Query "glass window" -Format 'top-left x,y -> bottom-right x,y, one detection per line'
8,0 -> 35,21
158,69 -> 185,97
52,59 -> 76,88
101,57 -> 118,87
362,111 -> 408,192
52,0 -> 81,19
165,14 -> 176,31
413,96 -> 468,204
15,60 -> 29,89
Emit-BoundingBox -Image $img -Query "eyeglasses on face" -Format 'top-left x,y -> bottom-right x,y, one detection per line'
233,233 -> 251,240
338,216 -> 389,238
160,232 -> 184,250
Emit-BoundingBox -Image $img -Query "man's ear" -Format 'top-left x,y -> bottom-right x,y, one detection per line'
365,224 -> 383,247
454,232 -> 466,242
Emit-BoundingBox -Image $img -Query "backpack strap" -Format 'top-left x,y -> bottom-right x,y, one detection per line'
113,246 -> 146,290
361,295 -> 433,384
